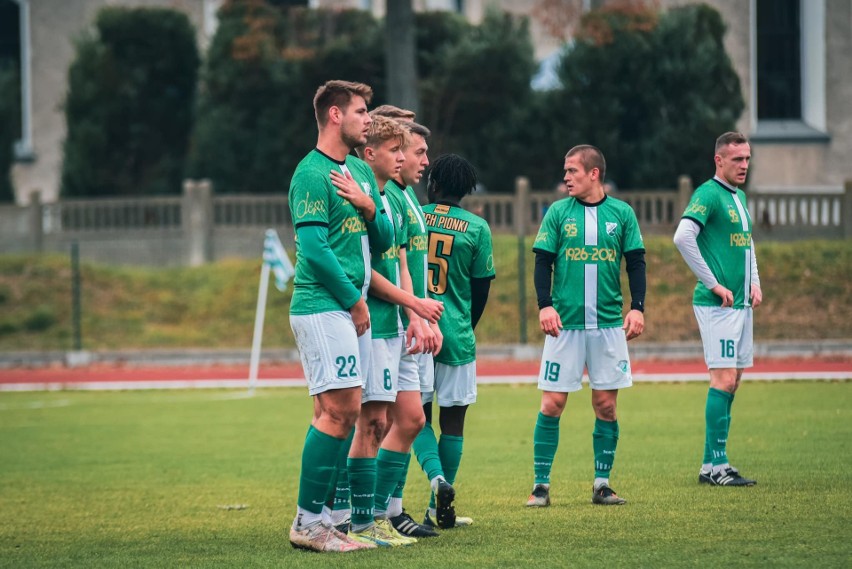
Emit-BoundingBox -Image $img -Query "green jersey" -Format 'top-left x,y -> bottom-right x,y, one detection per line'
367,180 -> 407,339
533,196 -> 644,330
682,177 -> 755,308
423,201 -> 495,366
289,149 -> 388,315
386,181 -> 429,327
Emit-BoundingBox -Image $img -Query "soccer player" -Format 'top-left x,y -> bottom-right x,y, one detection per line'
344,114 -> 421,547
287,80 -> 394,553
673,132 -> 762,487
526,145 -> 645,508
373,119 -> 443,538
413,153 -> 496,529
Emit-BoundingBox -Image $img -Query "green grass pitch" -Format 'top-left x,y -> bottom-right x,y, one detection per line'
1,381 -> 850,568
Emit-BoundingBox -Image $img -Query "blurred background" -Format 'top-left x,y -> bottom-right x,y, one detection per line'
0,0 -> 849,355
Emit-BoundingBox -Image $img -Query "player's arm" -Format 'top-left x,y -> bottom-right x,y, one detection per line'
398,246 -> 436,354
470,277 -> 492,331
623,248 -> 646,341
296,224 -> 369,335
750,241 -> 762,307
673,218 -> 732,307
368,268 -> 443,323
330,169 -> 394,251
534,248 -> 562,337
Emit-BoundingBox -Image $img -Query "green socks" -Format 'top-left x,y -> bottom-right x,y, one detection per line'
413,421 -> 444,481
438,434 -> 464,485
593,418 -> 619,479
706,387 -> 734,466
297,426 -> 344,514
703,389 -> 735,466
374,448 -> 409,517
533,412 -> 561,485
326,429 -> 353,514
347,457 -> 376,528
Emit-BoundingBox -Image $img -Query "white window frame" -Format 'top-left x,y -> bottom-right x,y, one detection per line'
750,0 -> 828,141
12,0 -> 33,160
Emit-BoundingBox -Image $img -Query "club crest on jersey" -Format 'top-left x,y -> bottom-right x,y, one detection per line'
727,206 -> 740,223
606,222 -> 618,236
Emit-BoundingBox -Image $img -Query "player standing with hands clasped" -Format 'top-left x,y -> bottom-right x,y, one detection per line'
526,145 -> 646,508
673,132 -> 761,487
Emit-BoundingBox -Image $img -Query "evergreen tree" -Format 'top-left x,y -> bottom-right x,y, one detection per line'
61,7 -> 200,197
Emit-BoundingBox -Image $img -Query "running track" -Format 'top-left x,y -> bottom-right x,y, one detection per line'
1,357 -> 849,391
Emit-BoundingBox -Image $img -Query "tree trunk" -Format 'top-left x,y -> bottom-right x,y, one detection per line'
385,0 -> 419,117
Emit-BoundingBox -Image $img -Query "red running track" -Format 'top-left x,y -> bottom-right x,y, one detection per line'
0,357 -> 849,391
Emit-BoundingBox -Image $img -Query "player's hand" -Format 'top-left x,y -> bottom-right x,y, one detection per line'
539,306 -> 562,337
413,297 -> 443,323
330,170 -> 376,221
405,319 -> 425,354
430,321 -> 444,357
750,284 -> 763,308
623,309 -> 644,341
711,284 -> 734,307
349,298 -> 371,337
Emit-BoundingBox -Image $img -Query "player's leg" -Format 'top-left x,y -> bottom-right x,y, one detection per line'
422,362 -> 477,529
381,351 -> 437,537
695,307 -> 756,486
528,331 -> 584,507
388,352 -> 438,536
412,369 -> 452,527
587,328 -> 632,505
288,312 -> 370,552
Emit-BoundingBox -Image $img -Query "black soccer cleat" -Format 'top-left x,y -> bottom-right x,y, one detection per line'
707,466 -> 757,486
698,469 -> 713,484
435,479 -> 457,529
390,510 -> 439,538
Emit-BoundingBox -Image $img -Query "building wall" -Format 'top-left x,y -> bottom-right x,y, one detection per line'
11,0 -> 220,205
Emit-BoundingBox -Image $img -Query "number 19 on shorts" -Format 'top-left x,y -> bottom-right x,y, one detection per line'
544,361 -> 561,382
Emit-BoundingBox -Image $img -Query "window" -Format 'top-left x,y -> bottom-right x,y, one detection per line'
752,0 -> 827,141
756,0 -> 800,120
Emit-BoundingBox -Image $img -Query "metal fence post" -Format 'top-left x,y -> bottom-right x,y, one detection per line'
515,176 -> 530,344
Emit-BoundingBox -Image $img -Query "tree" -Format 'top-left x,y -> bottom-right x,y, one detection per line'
418,9 -> 538,192
61,7 -> 200,197
188,1 -> 383,193
551,2 -> 743,189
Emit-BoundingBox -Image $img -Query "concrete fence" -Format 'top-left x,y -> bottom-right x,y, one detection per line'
0,178 -> 849,266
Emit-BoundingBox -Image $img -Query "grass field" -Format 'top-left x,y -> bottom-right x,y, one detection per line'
1,237 -> 851,350
1,381 -> 850,568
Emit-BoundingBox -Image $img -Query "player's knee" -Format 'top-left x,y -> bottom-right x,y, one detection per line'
540,393 -> 567,417
593,400 -> 617,421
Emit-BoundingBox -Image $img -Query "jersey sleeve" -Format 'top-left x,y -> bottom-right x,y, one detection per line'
621,206 -> 645,252
532,203 -> 559,254
472,223 -> 496,279
290,169 -> 330,228
682,185 -> 714,227
365,180 -> 395,253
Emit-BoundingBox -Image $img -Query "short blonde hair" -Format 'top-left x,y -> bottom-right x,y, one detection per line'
364,115 -> 410,151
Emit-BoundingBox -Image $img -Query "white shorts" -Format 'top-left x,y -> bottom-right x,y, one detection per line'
537,328 -> 633,392
694,306 -> 754,369
290,311 -> 364,396
414,352 -> 435,394
424,361 -> 477,407
362,336 -> 404,403
398,349 -> 421,393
